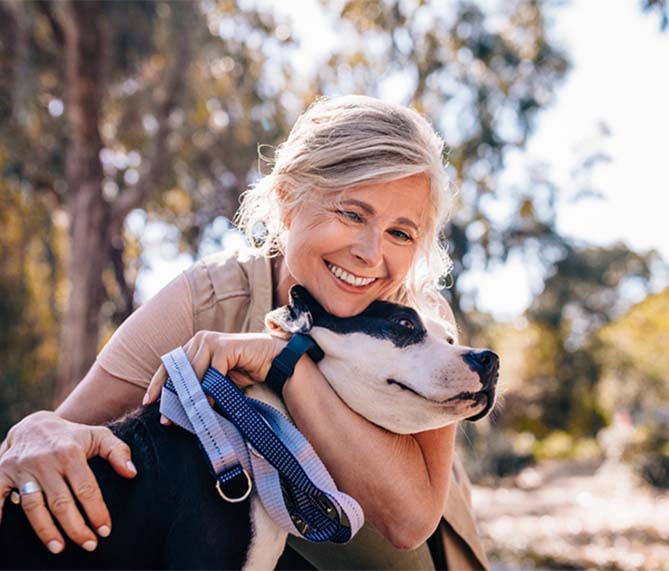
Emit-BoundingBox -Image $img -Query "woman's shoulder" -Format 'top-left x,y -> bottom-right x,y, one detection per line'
183,246 -> 273,333
184,246 -> 268,300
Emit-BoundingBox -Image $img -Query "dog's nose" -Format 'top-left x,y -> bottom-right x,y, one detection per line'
463,350 -> 499,387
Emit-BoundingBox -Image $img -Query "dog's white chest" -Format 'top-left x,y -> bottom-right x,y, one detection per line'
240,384 -> 290,570
242,496 -> 287,570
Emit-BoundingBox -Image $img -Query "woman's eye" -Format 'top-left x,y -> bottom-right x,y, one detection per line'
398,318 -> 415,330
389,229 -> 413,242
336,210 -> 364,223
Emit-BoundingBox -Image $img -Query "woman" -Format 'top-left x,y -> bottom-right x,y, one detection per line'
0,96 -> 488,570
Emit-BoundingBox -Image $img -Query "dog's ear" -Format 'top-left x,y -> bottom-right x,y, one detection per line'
265,285 -> 315,338
287,285 -> 325,316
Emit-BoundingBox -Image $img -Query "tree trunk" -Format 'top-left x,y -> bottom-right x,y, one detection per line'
54,2 -> 192,405
55,1 -> 106,404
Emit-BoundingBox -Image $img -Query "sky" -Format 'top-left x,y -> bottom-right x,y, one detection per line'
461,0 -> 669,318
136,0 -> 669,320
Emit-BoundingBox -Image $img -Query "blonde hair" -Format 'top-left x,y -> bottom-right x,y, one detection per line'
235,95 -> 455,319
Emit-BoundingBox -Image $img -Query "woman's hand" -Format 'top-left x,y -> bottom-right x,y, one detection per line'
144,331 -> 287,406
0,410 -> 136,554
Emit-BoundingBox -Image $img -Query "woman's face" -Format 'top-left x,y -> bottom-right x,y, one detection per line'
282,174 -> 431,317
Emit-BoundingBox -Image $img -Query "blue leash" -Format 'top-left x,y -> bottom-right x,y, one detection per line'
159,347 -> 364,543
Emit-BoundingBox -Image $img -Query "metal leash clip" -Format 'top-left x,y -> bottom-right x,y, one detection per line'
215,468 -> 253,503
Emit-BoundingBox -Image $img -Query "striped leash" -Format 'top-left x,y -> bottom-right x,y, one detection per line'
159,346 -> 364,543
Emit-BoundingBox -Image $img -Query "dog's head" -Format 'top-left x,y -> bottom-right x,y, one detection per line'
266,285 -> 499,434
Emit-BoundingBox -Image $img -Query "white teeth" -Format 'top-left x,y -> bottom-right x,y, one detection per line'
326,263 -> 376,287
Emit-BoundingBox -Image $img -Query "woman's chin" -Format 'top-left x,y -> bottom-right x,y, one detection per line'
324,305 -> 363,318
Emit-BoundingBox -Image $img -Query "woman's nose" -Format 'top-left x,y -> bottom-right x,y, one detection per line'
350,231 -> 383,266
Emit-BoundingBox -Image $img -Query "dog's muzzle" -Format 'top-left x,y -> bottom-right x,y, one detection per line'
463,350 -> 499,422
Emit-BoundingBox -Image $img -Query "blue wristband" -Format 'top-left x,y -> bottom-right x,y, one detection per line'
264,334 -> 324,395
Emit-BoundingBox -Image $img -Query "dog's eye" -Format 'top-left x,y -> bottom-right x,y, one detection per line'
398,318 -> 415,330
447,337 -> 455,345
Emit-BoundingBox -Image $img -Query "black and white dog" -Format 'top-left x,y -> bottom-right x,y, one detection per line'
0,286 -> 498,570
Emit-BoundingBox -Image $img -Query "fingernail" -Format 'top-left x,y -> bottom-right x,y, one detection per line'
47,540 -> 63,554
82,540 -> 97,552
97,525 -> 111,537
142,392 -> 150,406
126,460 -> 137,474
160,415 -> 169,426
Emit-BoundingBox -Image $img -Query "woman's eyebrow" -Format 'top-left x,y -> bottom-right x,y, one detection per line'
340,199 -> 420,233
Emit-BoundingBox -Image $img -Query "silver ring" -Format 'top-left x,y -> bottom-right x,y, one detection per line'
19,481 -> 42,496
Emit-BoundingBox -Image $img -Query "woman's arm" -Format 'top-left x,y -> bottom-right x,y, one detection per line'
57,362 -> 146,424
284,355 -> 456,550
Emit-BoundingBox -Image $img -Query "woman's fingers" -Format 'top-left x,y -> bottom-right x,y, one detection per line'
0,412 -> 125,552
144,364 -> 167,405
38,468 -> 99,552
187,336 -> 216,379
20,428 -> 130,552
146,331 -> 267,417
17,477 -> 67,554
64,457 -> 112,539
0,470 -> 12,525
92,426 -> 136,479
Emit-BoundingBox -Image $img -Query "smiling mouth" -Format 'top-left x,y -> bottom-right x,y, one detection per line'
326,261 -> 378,288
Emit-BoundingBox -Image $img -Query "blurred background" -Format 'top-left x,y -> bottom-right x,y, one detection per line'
1,0 -> 668,568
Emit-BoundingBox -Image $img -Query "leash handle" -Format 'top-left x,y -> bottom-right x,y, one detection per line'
202,367 -> 364,543
159,347 -> 364,543
159,348 -> 251,501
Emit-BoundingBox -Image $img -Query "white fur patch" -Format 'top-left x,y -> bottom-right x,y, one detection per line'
310,328 -> 487,433
242,496 -> 288,571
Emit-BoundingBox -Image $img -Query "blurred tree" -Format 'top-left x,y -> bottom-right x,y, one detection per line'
595,288 -> 669,415
0,0 -> 298,405
0,177 -> 64,434
519,242 -> 658,436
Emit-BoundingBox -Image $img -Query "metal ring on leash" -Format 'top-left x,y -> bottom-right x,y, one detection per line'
216,469 -> 252,503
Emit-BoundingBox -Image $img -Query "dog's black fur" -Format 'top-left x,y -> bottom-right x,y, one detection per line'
0,404 -> 259,570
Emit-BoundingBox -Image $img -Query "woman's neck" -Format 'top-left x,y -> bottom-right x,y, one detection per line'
271,255 -> 298,309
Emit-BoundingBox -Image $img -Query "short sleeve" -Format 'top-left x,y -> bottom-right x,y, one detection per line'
97,273 -> 194,389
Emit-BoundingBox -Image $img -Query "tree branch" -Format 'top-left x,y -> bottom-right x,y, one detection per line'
110,4 -> 193,231
110,236 -> 135,321
35,0 -> 65,47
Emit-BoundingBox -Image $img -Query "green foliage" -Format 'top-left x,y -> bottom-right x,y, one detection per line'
0,179 -> 63,435
623,422 -> 669,488
595,289 -> 669,412
533,432 -> 602,462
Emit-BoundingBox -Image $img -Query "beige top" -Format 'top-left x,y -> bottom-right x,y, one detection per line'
98,248 -> 273,387
97,247 -> 489,570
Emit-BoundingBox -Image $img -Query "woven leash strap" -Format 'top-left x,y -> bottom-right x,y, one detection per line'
159,346 -> 364,543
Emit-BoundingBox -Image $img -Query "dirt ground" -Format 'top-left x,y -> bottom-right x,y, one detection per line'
472,459 -> 669,571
